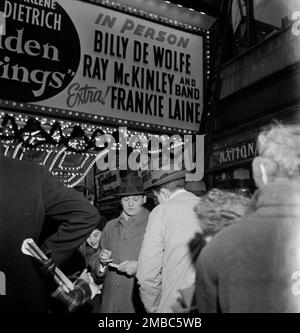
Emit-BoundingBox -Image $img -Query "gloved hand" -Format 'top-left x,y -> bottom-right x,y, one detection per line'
32,250 -> 57,292
32,250 -> 56,277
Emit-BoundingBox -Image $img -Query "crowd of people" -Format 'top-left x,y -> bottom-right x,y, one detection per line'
1,122 -> 300,313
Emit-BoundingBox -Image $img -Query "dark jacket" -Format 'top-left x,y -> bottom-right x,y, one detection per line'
0,156 -> 100,312
196,180 -> 300,313
90,207 -> 149,313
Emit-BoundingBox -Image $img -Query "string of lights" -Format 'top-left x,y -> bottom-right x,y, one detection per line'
0,111 -> 186,153
87,0 -> 206,34
0,111 -> 187,187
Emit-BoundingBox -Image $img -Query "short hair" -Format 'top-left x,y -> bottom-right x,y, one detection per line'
152,178 -> 186,193
256,123 -> 300,180
194,188 -> 250,237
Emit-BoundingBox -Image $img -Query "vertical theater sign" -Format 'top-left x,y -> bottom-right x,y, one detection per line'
0,0 -> 205,195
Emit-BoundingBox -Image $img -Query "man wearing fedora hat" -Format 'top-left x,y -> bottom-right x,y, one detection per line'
136,167 -> 202,313
89,175 -> 149,313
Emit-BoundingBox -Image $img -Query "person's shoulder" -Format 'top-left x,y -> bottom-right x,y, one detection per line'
178,190 -> 199,202
103,216 -> 121,231
200,222 -> 244,260
182,190 -> 197,198
169,190 -> 198,203
149,203 -> 166,216
147,204 -> 169,228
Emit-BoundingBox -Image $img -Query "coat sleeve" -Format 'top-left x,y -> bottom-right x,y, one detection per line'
41,168 -> 100,265
195,249 -> 218,313
51,278 -> 92,313
136,205 -> 165,313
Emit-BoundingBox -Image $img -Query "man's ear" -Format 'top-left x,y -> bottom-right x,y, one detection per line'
143,195 -> 147,204
160,188 -> 168,199
252,157 -> 266,187
260,163 -> 268,185
252,157 -> 277,187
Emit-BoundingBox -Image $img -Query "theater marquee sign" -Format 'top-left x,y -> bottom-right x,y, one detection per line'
210,139 -> 259,169
0,0 -> 204,132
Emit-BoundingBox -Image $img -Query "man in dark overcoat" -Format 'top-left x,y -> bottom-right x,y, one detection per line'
0,154 -> 100,312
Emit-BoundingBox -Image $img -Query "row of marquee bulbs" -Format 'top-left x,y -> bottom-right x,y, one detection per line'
0,112 -> 189,154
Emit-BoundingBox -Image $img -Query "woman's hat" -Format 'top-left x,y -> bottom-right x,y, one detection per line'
116,175 -> 145,197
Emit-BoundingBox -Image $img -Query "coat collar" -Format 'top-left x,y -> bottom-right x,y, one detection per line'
168,189 -> 188,201
248,180 -> 300,217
